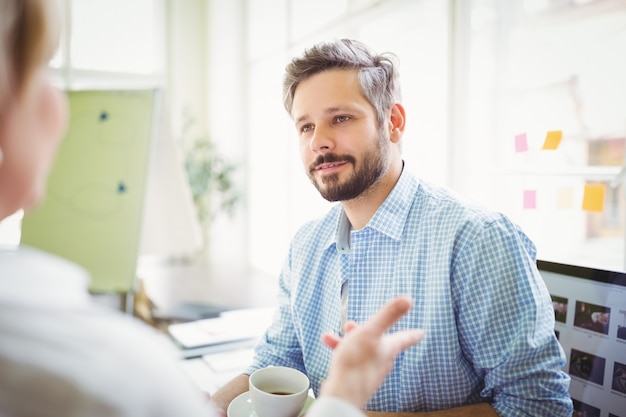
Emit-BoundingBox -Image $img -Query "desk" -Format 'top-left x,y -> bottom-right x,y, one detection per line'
136,255 -> 278,316
178,348 -> 255,395
135,256 -> 277,395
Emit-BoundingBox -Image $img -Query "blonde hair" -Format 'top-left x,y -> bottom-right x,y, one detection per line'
0,0 -> 61,114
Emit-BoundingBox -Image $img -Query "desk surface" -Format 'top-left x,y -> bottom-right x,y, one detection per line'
137,255 -> 278,395
137,254 -> 278,316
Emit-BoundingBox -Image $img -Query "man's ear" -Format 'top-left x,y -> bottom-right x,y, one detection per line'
389,103 -> 406,143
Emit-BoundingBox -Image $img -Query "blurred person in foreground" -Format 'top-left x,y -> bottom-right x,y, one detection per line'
0,2 -> 423,416
211,38 -> 573,416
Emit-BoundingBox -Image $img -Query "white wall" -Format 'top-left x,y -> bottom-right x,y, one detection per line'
205,0 -> 249,271
200,0 -> 450,277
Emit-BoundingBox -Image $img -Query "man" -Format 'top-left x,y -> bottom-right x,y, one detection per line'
212,39 -> 572,416
0,4 -> 423,415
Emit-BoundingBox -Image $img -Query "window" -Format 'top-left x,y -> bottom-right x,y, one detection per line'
69,0 -> 163,74
54,0 -> 166,88
241,0 -> 626,275
463,0 -> 626,271
0,0 -> 167,247
243,0 -> 450,274
4,0 -> 624,276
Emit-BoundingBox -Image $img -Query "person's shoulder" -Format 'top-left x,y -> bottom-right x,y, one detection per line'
0,245 -> 91,307
0,243 -> 209,412
415,179 -> 504,221
293,204 -> 342,239
1,245 -> 89,279
412,178 -> 531,246
0,303 -> 215,417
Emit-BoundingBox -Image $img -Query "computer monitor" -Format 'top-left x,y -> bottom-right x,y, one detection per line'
538,260 -> 626,417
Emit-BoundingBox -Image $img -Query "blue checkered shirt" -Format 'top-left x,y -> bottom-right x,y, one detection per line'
246,167 -> 573,416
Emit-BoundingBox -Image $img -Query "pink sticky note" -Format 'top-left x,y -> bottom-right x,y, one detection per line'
523,190 -> 537,209
515,133 -> 528,153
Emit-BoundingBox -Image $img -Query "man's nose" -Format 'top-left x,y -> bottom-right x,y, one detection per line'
309,125 -> 334,152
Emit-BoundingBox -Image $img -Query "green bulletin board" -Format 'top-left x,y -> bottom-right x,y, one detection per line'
21,89 -> 159,293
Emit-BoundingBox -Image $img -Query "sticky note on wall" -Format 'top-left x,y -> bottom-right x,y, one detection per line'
515,133 -> 528,152
582,183 -> 605,212
555,186 -> 574,209
542,130 -> 563,150
523,189 -> 537,209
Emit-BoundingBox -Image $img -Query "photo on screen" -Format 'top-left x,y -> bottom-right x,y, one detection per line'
538,260 -> 626,416
572,398 -> 601,417
551,295 -> 568,323
569,348 -> 606,386
618,309 -> 626,341
574,301 -> 611,335
613,361 -> 626,394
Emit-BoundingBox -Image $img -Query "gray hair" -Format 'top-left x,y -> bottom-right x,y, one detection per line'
282,39 -> 401,130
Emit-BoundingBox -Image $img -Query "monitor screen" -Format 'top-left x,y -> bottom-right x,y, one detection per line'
538,260 -> 626,417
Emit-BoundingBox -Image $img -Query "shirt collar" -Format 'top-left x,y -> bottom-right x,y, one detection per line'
328,164 -> 419,250
365,165 -> 418,240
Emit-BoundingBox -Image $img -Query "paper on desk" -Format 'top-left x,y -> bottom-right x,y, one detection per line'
179,358 -> 221,393
168,307 -> 275,349
202,348 -> 255,373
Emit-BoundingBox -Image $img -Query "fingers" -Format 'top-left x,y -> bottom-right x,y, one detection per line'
321,328 -> 423,353
343,321 -> 358,333
321,332 -> 341,349
386,329 -> 425,354
321,297 -> 419,350
365,296 -> 413,337
321,320 -> 358,349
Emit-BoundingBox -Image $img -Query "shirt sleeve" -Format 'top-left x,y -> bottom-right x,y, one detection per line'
306,397 -> 366,417
245,246 -> 306,375
452,217 -> 573,417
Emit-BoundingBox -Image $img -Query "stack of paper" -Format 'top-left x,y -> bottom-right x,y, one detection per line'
167,307 -> 275,358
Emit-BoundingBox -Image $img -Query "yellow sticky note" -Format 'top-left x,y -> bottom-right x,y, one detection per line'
542,130 -> 563,150
582,183 -> 605,212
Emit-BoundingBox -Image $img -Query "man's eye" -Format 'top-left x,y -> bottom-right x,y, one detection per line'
334,115 -> 350,123
301,124 -> 314,133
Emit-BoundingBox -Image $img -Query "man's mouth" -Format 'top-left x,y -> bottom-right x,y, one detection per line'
316,161 -> 347,171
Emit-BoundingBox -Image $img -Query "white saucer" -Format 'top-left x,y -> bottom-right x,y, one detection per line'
227,391 -> 314,417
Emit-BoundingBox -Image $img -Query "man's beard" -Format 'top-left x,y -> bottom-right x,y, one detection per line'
307,132 -> 391,202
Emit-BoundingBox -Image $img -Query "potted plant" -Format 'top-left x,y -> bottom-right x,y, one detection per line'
180,115 -> 240,251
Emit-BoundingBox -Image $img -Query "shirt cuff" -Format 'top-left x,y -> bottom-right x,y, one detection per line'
306,396 -> 364,417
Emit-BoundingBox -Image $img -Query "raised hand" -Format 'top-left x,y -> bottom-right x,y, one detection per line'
319,296 -> 424,409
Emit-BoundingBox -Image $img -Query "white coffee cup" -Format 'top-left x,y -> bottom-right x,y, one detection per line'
249,366 -> 310,417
